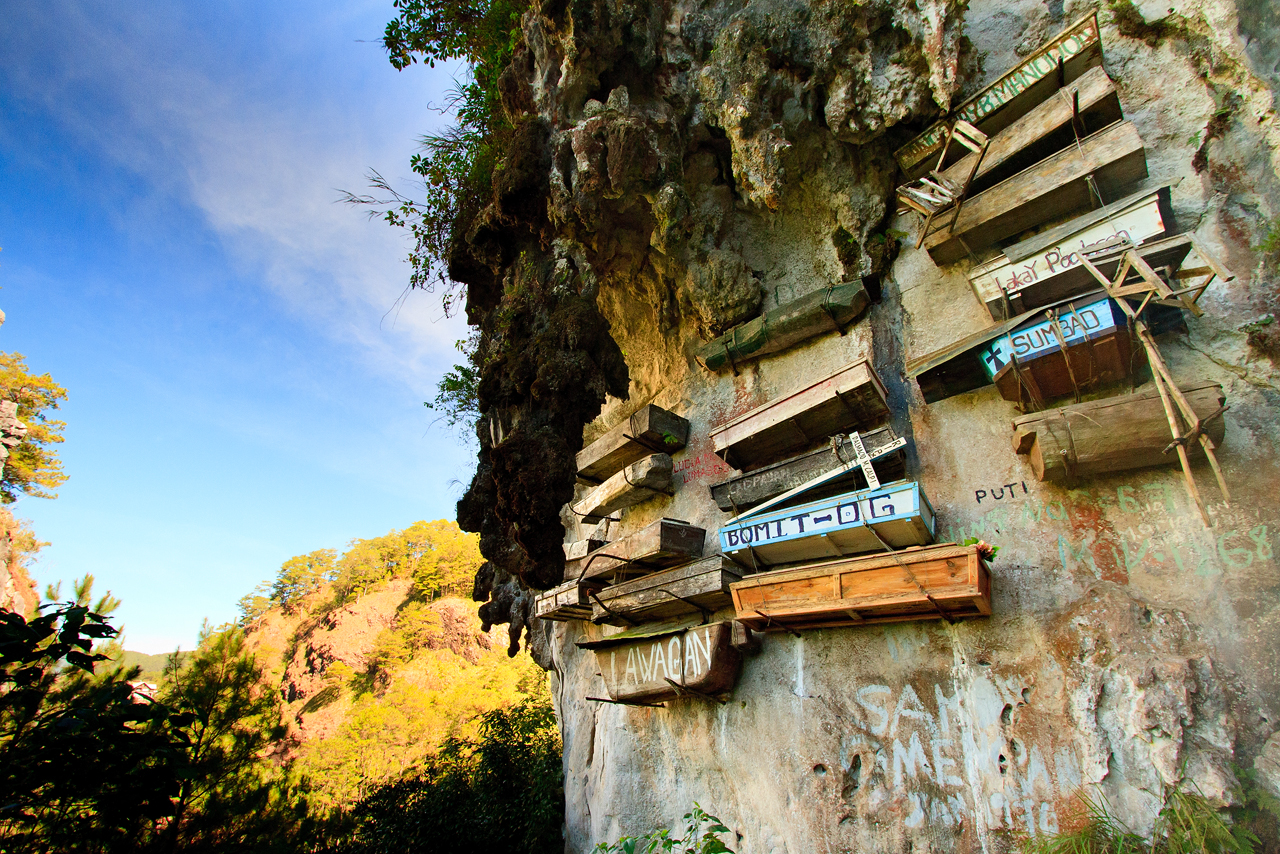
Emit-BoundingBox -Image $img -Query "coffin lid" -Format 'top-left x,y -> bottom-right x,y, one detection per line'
575,614 -> 709,650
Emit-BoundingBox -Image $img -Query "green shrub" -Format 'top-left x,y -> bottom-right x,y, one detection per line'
594,805 -> 736,854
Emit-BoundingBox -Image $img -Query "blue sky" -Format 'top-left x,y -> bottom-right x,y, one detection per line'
0,1 -> 477,652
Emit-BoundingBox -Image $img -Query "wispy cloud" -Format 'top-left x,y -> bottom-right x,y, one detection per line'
0,0 -> 472,385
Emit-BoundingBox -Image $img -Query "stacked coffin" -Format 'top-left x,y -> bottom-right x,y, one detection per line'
700,359 -> 987,632
898,15 -> 1235,495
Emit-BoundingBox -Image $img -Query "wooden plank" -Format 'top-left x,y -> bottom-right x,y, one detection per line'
581,621 -> 742,703
896,13 -> 1103,178
535,578 -> 605,622
1011,381 -> 1226,481
708,426 -> 905,512
937,66 -> 1122,197
576,405 -> 690,483
572,454 -> 673,523
564,518 -> 706,583
719,481 -> 935,568
697,281 -> 869,372
709,359 -> 889,471
591,556 -> 742,625
925,120 -> 1148,264
969,186 -> 1175,320
732,543 -> 991,630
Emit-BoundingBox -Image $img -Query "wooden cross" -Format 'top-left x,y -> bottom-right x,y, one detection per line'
1077,238 -> 1233,526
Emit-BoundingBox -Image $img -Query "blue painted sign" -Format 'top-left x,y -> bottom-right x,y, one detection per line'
978,296 -> 1117,380
719,481 -> 935,564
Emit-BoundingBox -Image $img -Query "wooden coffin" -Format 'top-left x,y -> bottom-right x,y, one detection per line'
572,454 -> 673,523
577,404 -> 689,484
732,543 -> 992,631
1012,381 -> 1226,481
591,556 -> 742,625
710,359 -> 889,471
896,13 -> 1103,179
925,120 -> 1148,264
564,518 -> 705,583
982,293 -> 1138,404
698,281 -> 869,372
535,579 -> 605,622
720,481 -> 935,568
708,426 -> 905,512
576,619 -> 742,703
969,186 -> 1175,320
932,66 -> 1123,204
908,288 -> 1185,404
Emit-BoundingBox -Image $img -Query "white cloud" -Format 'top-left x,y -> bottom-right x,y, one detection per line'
1,0 -> 474,385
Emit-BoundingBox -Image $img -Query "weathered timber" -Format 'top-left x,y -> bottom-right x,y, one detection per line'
564,518 -> 705,583
925,120 -> 1148,264
710,359 -> 889,471
708,426 -> 905,512
938,66 -> 1123,197
572,454 -> 673,523
908,288 -> 1185,404
896,13 -> 1103,178
969,186 -> 1175,320
564,539 -> 607,560
576,620 -> 742,703
590,556 -> 742,625
576,404 -> 690,484
535,579 -> 605,622
732,543 -> 992,631
697,281 -> 869,372
1011,381 -> 1226,482
720,481 -> 935,568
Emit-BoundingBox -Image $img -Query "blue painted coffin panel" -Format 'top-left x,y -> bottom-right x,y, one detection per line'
978,295 -> 1117,380
719,480 -> 936,567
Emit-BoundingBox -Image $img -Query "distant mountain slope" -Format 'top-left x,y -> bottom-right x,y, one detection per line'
120,650 -> 188,681
237,520 -> 545,809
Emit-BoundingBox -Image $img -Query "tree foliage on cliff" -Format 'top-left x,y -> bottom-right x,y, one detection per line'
0,351 -> 68,503
344,0 -> 529,312
329,696 -> 562,854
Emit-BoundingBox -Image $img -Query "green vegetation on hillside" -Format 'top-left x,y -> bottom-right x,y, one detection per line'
0,351 -> 68,503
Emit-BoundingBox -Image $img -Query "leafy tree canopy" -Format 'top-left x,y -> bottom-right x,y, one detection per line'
0,351 -> 68,503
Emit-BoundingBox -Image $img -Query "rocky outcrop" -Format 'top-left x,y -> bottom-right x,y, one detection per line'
450,0 -> 1280,848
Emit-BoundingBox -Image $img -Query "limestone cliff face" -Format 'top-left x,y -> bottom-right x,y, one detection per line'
453,0 -> 1280,850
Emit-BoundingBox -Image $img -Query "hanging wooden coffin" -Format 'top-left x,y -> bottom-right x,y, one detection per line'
563,518 -> 705,583
697,281 -> 869,372
968,186 -> 1175,320
924,120 -> 1148,264
719,481 -> 935,568
572,454 -> 673,523
929,66 -> 1124,202
535,579 -> 605,622
590,556 -> 741,625
708,426 -> 906,513
577,404 -> 689,484
710,359 -> 889,471
980,293 -> 1138,403
732,543 -> 992,632
575,619 -> 742,703
908,289 -> 1185,404
896,13 -> 1103,179
1012,381 -> 1226,482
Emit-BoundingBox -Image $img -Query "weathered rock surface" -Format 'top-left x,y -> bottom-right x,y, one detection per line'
452,0 -> 1280,849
